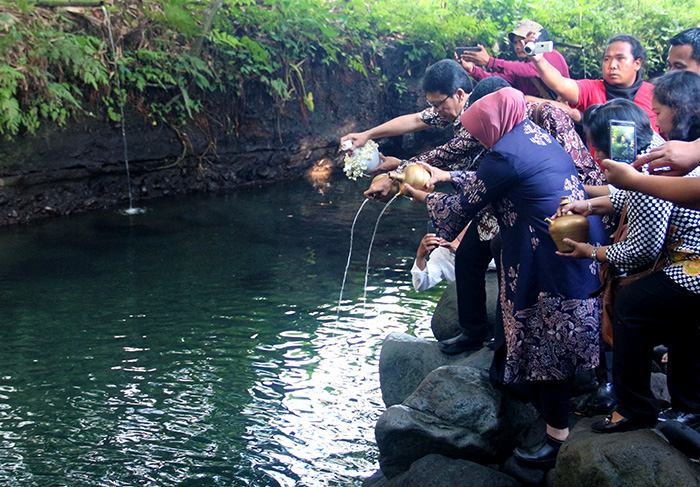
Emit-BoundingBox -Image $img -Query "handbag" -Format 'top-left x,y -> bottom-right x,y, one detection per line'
590,202 -> 664,346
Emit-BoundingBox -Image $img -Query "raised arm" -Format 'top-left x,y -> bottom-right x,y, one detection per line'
530,54 -> 581,106
602,158 -> 700,210
340,113 -> 429,152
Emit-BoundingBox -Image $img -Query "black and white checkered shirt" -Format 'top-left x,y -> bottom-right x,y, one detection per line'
608,166 -> 700,295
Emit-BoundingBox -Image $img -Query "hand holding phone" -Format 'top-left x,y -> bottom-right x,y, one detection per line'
455,46 -> 481,57
609,120 -> 637,163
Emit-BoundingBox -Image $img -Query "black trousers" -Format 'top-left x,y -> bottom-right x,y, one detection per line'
614,270 -> 700,420
528,378 -> 573,430
455,219 -> 493,340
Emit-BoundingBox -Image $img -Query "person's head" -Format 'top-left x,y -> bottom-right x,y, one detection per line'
460,87 -> 526,148
651,70 -> 700,141
668,28 -> 700,74
602,34 -> 647,88
468,77 -> 511,106
422,59 -> 473,122
507,19 -> 545,59
583,99 -> 654,162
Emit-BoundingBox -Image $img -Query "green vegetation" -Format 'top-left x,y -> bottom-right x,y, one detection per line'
0,0 -> 698,139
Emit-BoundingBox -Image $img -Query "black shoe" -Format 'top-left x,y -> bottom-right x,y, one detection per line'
438,332 -> 485,355
591,414 -> 658,434
658,409 -> 700,429
589,382 -> 616,414
513,436 -> 562,469
483,338 -> 495,350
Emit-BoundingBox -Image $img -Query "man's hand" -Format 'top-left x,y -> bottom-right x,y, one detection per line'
367,154 -> 401,174
417,233 -> 440,260
340,132 -> 369,153
456,57 -> 475,74
632,140 -> 700,176
460,45 -> 489,66
364,174 -> 393,199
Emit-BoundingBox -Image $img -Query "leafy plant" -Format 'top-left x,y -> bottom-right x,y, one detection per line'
0,0 -> 698,140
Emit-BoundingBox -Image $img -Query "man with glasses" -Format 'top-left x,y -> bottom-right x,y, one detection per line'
340,59 -> 480,176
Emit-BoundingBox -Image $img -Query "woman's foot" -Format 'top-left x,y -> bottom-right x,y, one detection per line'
513,434 -> 564,469
591,411 -> 657,433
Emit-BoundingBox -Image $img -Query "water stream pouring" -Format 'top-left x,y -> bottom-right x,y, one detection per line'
336,198 -> 370,325
362,192 -> 400,308
102,5 -> 144,216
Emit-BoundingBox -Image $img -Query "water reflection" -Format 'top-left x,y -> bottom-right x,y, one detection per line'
0,174 -> 442,486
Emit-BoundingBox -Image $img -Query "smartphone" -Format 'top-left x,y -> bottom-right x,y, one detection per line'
427,220 -> 436,234
455,46 -> 481,56
609,120 -> 637,163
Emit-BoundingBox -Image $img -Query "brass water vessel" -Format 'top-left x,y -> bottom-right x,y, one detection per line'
545,197 -> 589,253
388,164 -> 433,195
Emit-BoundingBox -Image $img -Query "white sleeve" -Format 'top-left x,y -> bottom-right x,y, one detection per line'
411,247 -> 454,291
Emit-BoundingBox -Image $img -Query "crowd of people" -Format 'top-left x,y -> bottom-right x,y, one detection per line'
340,23 -> 700,469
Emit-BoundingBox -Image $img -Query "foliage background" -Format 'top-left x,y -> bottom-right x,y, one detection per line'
0,0 -> 698,140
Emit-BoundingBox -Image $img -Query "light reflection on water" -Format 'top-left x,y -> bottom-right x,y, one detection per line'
0,174 -> 442,486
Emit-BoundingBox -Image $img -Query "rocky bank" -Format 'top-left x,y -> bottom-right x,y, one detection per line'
363,282 -> 700,486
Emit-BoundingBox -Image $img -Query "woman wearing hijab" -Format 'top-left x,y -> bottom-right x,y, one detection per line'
404,87 -> 606,468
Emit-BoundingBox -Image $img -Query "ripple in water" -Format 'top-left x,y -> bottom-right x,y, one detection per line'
0,176 -> 441,486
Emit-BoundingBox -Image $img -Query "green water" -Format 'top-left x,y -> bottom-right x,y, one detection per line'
0,175 -> 443,487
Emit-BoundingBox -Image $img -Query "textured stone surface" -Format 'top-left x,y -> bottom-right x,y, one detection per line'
555,418 -> 700,487
376,362 -> 538,478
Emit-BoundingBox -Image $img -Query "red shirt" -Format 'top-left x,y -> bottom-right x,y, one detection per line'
573,79 -> 658,133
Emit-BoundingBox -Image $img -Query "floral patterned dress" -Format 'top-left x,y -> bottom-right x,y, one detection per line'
426,119 -> 606,384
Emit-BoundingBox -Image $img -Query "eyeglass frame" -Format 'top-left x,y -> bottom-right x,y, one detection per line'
426,94 -> 452,110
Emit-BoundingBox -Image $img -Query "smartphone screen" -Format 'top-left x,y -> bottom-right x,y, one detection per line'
427,220 -> 436,234
609,120 -> 637,163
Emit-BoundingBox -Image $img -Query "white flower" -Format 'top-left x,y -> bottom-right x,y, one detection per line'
344,140 -> 379,180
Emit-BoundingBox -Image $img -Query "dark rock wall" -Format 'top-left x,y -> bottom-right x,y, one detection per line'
0,44 -> 452,226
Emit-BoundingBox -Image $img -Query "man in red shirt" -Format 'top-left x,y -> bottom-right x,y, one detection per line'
530,34 -> 658,132
458,19 -> 569,100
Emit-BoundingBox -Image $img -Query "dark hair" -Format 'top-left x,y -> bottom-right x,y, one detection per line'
652,70 -> 700,141
669,27 -> 700,65
583,99 -> 654,156
469,77 -> 511,105
606,34 -> 647,64
422,59 -> 473,96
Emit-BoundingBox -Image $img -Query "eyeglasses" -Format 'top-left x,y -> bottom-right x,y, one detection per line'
426,95 -> 451,109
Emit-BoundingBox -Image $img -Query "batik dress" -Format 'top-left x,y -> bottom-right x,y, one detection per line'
426,119 -> 606,384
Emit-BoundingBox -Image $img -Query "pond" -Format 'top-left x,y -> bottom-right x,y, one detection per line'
0,173 -> 444,487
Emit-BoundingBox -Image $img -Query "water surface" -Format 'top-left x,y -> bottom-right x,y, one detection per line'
0,174 -> 444,486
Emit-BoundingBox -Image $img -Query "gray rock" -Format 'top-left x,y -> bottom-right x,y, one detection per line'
375,363 -> 538,478
554,417 -> 700,487
384,454 -> 522,487
430,281 -> 462,341
502,455 -> 545,487
430,274 -> 498,341
378,332 -> 492,407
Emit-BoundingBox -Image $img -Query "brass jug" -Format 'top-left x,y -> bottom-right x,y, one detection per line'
388,164 -> 433,195
370,174 -> 400,203
545,197 -> 589,253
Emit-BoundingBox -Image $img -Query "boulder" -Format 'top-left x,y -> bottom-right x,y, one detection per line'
364,454 -> 522,487
375,361 -> 538,478
430,274 -> 498,342
378,332 -> 492,407
554,417 -> 700,487
430,281 -> 462,341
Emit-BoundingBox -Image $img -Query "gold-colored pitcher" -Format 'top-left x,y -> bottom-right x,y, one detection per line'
545,197 -> 589,253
